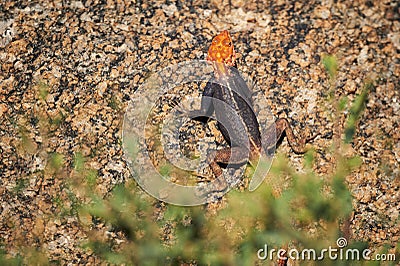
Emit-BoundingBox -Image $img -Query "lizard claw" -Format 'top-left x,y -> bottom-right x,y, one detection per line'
306,130 -> 320,142
170,99 -> 185,114
190,171 -> 210,179
195,175 -> 229,202
170,99 -> 193,120
170,99 -> 204,119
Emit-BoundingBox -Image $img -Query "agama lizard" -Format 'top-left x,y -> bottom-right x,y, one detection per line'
186,30 -> 312,191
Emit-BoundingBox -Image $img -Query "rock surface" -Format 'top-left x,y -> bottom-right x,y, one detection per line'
0,0 -> 398,263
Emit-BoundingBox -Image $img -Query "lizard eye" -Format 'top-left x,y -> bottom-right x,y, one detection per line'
227,42 -> 232,47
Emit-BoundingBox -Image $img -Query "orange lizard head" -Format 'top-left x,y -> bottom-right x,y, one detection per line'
207,30 -> 236,67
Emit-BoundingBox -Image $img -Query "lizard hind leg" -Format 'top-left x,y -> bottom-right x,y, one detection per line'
206,146 -> 250,191
275,118 -> 308,154
196,146 -> 249,201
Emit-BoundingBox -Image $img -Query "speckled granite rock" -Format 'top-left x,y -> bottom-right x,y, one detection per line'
0,0 -> 398,263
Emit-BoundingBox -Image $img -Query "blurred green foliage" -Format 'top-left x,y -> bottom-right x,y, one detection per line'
48,152 -> 64,171
322,55 -> 338,80
76,147 -> 384,265
344,83 -> 371,144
